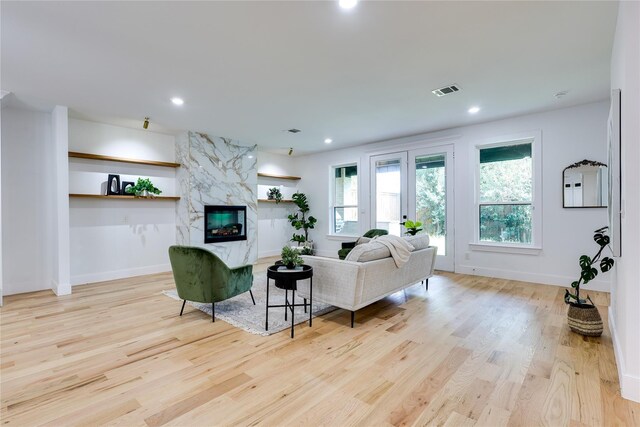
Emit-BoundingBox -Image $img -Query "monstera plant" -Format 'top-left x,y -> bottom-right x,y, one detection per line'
564,226 -> 614,337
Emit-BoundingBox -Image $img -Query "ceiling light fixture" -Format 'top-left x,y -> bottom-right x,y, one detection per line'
468,106 -> 480,114
143,117 -> 150,129
339,0 -> 358,10
324,138 -> 333,144
171,97 -> 184,106
288,148 -> 294,156
554,90 -> 569,99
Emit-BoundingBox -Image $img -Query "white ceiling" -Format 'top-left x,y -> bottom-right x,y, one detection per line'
1,1 -> 618,153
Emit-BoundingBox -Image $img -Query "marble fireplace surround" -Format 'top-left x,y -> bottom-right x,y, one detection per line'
176,131 -> 257,267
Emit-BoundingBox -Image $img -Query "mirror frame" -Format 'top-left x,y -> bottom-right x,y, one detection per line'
562,159 -> 608,209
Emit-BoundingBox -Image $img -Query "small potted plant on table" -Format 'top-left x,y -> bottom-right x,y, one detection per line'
281,246 -> 304,270
564,226 -> 614,337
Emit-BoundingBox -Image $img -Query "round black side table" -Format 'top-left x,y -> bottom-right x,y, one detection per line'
266,264 -> 313,338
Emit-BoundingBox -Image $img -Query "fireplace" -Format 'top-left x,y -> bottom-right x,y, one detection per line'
204,205 -> 247,243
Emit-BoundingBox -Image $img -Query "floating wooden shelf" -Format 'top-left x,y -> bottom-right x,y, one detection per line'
258,199 -> 294,203
257,172 -> 301,181
68,151 -> 181,168
69,194 -> 180,201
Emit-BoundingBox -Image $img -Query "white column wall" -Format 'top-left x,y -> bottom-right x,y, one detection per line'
609,0 -> 640,403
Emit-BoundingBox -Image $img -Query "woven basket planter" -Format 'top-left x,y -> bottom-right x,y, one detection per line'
567,303 -> 603,337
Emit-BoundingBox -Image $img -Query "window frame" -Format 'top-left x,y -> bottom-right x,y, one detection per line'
473,131 -> 542,253
329,162 -> 360,237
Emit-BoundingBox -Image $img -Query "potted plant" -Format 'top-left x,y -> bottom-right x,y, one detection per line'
564,226 -> 614,337
402,219 -> 423,236
281,246 -> 304,269
266,187 -> 283,203
126,178 -> 162,198
288,192 -> 317,249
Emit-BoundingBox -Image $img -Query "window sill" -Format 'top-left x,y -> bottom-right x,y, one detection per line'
326,234 -> 360,241
468,242 -> 542,255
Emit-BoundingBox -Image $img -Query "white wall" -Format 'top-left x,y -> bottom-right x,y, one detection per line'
51,106 -> 71,295
68,119 -> 177,285
609,0 -> 640,402
256,151 -> 299,258
295,101 -> 610,291
1,108 -> 55,295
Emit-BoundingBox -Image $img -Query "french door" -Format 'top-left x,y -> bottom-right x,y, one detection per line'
408,145 -> 454,271
370,152 -> 408,237
371,145 -> 454,271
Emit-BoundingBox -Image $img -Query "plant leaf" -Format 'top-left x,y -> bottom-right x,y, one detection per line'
600,257 -> 614,272
579,255 -> 592,268
595,235 -> 610,246
581,267 -> 598,284
571,281 -> 579,288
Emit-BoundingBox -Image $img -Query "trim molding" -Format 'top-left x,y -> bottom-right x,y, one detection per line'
609,308 -> 640,402
456,264 -> 611,292
51,279 -> 71,296
71,264 -> 171,286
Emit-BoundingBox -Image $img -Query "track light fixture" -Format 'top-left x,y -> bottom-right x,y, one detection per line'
288,147 -> 293,156
143,117 -> 150,129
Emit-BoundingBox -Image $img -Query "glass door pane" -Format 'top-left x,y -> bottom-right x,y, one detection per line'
371,153 -> 407,236
415,154 -> 446,255
409,145 -> 454,272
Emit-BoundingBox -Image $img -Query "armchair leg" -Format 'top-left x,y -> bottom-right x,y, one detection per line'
212,302 -> 215,322
249,290 -> 256,305
425,279 -> 429,291
351,311 -> 355,328
180,300 -> 186,316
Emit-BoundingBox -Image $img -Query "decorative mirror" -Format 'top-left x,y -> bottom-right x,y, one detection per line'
563,160 -> 608,208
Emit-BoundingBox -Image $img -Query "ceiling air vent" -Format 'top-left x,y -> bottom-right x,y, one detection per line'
432,84 -> 461,97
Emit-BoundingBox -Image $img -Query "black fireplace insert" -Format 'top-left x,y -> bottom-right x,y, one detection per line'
204,205 -> 247,243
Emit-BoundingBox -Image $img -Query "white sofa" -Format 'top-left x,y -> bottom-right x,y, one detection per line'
299,239 -> 437,327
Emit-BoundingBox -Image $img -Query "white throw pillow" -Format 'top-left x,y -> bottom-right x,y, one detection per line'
404,234 -> 430,250
345,241 -> 391,262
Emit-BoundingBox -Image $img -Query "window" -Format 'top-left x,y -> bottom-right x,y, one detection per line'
477,139 -> 537,246
332,164 -> 358,235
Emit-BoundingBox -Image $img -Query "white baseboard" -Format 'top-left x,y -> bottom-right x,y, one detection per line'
71,264 -> 171,286
51,279 -> 71,296
609,308 -> 640,402
455,264 -> 611,292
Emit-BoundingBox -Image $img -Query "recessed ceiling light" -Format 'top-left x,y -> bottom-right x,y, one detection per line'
171,97 -> 184,106
339,0 -> 358,10
324,138 -> 333,144
468,106 -> 480,114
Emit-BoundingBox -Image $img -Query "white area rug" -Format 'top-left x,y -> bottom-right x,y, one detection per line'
162,272 -> 337,336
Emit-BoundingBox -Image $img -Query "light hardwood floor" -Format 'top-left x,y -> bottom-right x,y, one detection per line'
1,261 -> 638,426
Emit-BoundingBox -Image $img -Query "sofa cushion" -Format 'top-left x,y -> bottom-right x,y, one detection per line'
404,234 -> 430,250
344,241 -> 391,262
356,236 -> 372,245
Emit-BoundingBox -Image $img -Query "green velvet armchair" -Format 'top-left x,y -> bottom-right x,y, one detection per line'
168,246 -> 255,322
337,229 -> 389,260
